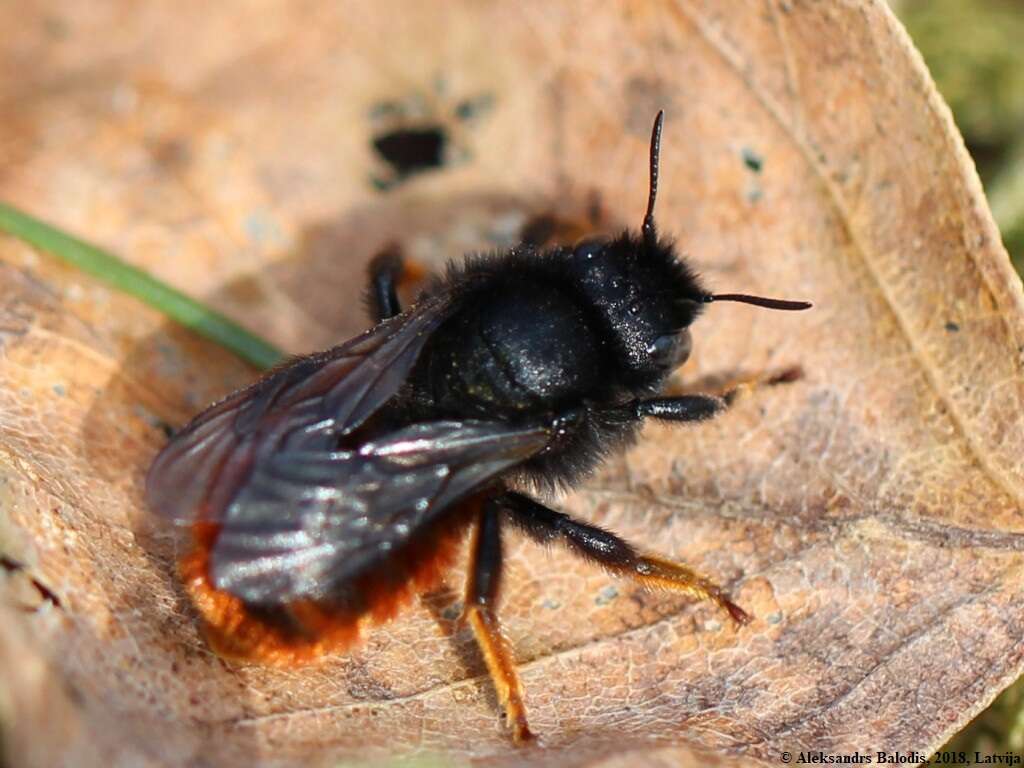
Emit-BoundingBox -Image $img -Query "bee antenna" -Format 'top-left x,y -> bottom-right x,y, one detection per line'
642,110 -> 665,250
703,293 -> 813,311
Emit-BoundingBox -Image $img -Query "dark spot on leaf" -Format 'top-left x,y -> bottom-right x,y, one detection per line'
945,321 -> 960,332
368,100 -> 405,120
454,93 -> 495,122
742,147 -> 763,173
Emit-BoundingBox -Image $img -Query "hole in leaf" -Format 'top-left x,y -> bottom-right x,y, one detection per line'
372,126 -> 448,182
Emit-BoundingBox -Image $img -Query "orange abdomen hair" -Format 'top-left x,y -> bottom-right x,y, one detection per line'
179,503 -> 476,666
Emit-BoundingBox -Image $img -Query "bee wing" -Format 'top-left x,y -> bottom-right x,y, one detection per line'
146,294 -> 453,525
208,419 -> 549,604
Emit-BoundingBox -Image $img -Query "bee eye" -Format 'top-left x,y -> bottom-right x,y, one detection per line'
647,334 -> 675,361
572,238 -> 607,261
647,330 -> 692,367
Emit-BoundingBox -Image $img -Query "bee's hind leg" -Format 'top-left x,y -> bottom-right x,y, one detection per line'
495,491 -> 751,626
461,497 -> 533,744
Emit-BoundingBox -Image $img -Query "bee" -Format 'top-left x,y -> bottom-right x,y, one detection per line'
146,112 -> 811,743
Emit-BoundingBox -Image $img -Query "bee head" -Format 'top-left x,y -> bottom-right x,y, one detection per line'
565,111 -> 811,392
566,233 -> 705,390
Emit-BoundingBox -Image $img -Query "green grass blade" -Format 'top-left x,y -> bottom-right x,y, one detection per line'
0,201 -> 283,369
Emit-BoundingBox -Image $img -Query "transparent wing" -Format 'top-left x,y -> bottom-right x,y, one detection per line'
145,294 -> 452,525
208,419 -> 549,604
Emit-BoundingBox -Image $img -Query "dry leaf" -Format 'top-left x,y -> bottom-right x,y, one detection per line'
2,1 -> 1024,766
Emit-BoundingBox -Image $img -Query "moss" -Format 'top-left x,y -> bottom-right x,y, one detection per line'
899,0 -> 1024,272
900,0 -> 1024,150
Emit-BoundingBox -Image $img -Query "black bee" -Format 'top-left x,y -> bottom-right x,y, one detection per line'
146,111 -> 811,743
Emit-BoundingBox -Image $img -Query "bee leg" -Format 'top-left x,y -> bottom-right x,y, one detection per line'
496,491 -> 751,626
366,243 -> 431,322
630,394 -> 727,423
461,499 -> 533,744
366,243 -> 406,321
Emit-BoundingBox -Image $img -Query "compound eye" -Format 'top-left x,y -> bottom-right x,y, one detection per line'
572,238 -> 607,261
647,329 -> 692,368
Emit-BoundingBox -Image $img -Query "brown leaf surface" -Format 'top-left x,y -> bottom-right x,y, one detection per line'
2,1 -> 1024,766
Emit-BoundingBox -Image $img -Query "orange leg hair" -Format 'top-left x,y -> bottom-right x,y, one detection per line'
496,491 -> 751,626
461,500 -> 533,743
